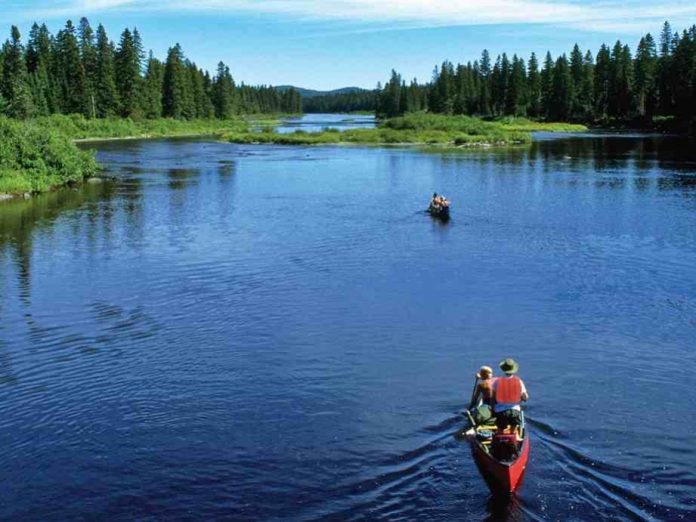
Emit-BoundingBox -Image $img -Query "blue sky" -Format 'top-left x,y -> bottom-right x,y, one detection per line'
5,1 -> 696,90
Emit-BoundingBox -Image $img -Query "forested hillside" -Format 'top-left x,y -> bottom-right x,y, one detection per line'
302,89 -> 377,113
377,22 -> 696,131
0,19 -> 302,120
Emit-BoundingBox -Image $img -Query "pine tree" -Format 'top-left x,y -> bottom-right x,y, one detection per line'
25,23 -> 52,115
527,53 -> 541,118
657,21 -> 674,114
594,44 -> 611,120
115,28 -> 143,117
608,41 -> 634,119
25,23 -> 44,74
506,55 -> 527,116
94,24 -> 118,117
189,63 -> 214,118
453,64 -> 467,114
212,61 -> 237,119
379,69 -> 403,117
141,51 -> 163,118
659,21 -> 673,56
478,50 -> 492,116
496,54 -> 510,115
578,50 -> 595,121
430,61 -> 454,114
490,56 -> 502,115
54,20 -> 89,115
1,26 -> 34,118
540,52 -> 554,119
569,44 -> 584,119
162,43 -> 189,119
78,18 -> 97,117
670,29 -> 696,127
635,34 -> 658,119
550,54 -> 572,120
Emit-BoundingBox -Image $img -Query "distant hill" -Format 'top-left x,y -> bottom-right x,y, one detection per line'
275,86 -> 370,98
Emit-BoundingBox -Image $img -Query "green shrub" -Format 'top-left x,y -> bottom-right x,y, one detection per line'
0,117 -> 98,195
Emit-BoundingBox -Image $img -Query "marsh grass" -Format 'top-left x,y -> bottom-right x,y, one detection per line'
222,112 -> 579,146
1,112 -> 588,197
35,114 -> 250,140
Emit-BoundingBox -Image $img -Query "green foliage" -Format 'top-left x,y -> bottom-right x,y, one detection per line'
1,26 -> 34,118
0,116 -> 97,194
54,20 -> 89,115
223,113 -> 584,147
303,89 -> 377,113
376,22 -> 696,131
79,17 -> 97,117
212,62 -> 237,119
1,17 -> 301,123
30,113 -> 248,140
142,52 -> 164,118
94,24 -> 118,117
114,28 -> 143,117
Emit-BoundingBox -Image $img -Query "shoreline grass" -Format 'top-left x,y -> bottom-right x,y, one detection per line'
37,114 -> 251,141
223,113 -> 587,147
1,112 -> 588,199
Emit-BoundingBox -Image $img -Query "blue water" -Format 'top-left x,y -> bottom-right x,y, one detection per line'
0,128 -> 695,520
275,113 -> 375,134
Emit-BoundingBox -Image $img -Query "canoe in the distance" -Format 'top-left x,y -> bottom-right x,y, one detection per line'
427,204 -> 450,220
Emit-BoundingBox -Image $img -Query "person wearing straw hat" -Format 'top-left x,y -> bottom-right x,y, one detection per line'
492,358 -> 529,431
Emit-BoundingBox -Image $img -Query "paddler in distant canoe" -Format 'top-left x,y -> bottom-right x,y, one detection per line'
429,193 -> 450,213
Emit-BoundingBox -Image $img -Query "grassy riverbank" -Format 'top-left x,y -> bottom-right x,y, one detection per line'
0,117 -> 98,196
1,113 -> 587,198
38,114 -> 258,141
0,114 -> 279,197
223,113 -> 587,147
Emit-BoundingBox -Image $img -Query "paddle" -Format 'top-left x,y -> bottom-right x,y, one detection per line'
468,373 -> 480,410
454,374 -> 479,440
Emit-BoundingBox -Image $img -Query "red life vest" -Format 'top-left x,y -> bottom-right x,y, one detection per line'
494,376 -> 522,405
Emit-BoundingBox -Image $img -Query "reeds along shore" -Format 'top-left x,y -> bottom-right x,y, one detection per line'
0,113 -> 587,197
223,113 -> 587,146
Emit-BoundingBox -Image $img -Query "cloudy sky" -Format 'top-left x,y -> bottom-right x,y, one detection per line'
6,1 -> 695,89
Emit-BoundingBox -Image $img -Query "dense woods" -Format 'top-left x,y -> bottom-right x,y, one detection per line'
377,22 -> 696,131
302,89 -> 377,113
0,19 -> 302,120
2,17 -> 695,131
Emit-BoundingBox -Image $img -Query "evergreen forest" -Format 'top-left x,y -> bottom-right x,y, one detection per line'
1,18 -> 695,132
375,22 -> 696,131
0,19 -> 302,120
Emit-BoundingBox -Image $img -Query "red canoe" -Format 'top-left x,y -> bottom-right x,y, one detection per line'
469,425 -> 530,494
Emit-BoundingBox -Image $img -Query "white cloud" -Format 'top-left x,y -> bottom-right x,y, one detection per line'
17,0 -> 696,33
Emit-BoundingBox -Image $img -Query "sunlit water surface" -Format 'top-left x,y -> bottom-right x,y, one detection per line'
1,119 -> 695,520
275,113 -> 375,134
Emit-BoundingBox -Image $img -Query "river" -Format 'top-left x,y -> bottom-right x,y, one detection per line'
0,116 -> 695,520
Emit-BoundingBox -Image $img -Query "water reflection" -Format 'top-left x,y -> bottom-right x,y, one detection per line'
485,495 -> 524,522
276,113 -> 376,134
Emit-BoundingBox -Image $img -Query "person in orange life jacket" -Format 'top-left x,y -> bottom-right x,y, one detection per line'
492,358 -> 529,431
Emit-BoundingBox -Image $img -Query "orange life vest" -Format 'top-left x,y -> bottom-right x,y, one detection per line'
494,376 -> 522,405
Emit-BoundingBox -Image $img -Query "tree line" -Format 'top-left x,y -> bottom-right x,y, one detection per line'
0,19 -> 302,120
302,89 -> 377,113
377,22 -> 696,130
